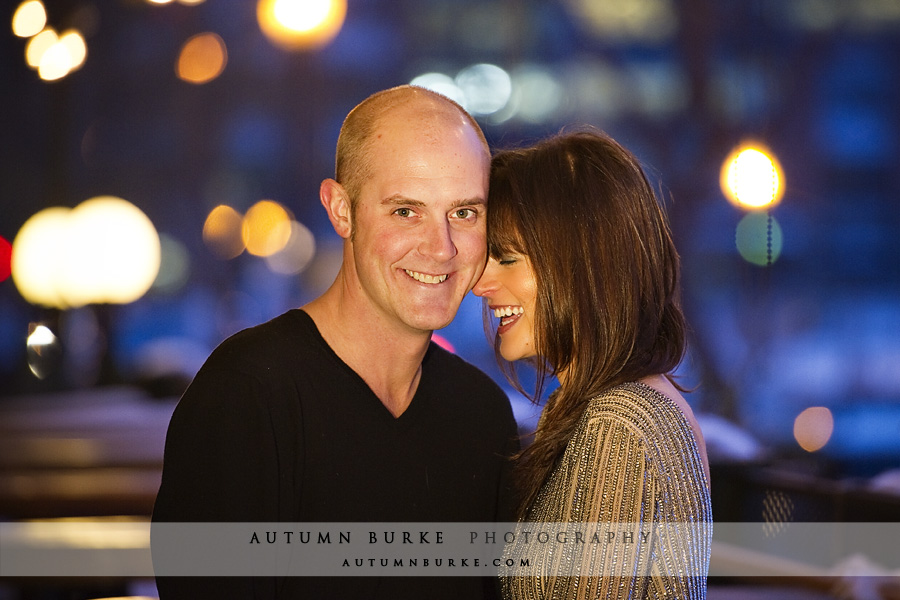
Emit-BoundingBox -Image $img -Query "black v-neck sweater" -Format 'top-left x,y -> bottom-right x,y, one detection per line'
153,309 -> 519,598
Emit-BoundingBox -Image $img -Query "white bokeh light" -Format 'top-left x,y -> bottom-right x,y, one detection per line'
410,72 -> 467,108
511,65 -> 564,124
455,63 -> 512,116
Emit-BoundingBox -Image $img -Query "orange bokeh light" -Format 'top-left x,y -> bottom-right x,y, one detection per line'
176,32 -> 227,84
793,406 -> 834,453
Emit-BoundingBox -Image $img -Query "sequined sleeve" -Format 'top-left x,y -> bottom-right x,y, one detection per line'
501,382 -> 712,600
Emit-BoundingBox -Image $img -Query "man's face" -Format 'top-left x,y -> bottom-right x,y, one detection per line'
347,113 -> 489,334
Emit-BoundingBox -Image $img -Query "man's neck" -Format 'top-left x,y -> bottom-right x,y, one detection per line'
302,279 -> 432,418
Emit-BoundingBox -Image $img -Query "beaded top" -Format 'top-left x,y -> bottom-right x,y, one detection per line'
501,382 -> 713,599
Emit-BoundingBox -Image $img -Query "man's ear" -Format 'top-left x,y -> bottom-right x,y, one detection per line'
320,178 -> 352,239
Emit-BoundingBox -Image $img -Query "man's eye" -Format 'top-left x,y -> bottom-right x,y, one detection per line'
395,208 -> 413,217
454,208 -> 476,219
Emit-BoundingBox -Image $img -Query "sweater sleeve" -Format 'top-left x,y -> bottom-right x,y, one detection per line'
537,415 -> 656,600
151,363 -> 284,599
152,365 -> 282,522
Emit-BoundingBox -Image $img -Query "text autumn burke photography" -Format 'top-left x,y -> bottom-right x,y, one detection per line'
246,527 -> 655,546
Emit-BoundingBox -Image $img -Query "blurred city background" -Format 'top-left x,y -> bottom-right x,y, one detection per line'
1,0 -> 899,597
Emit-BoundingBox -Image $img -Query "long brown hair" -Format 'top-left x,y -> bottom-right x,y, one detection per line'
486,129 -> 687,517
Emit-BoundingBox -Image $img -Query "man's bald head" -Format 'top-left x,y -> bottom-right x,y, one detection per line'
334,85 -> 489,206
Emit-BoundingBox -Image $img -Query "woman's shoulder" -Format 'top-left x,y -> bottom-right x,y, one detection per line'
582,381 -> 675,424
581,379 -> 711,487
578,381 -> 697,451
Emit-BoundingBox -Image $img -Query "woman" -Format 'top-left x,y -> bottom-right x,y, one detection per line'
474,130 -> 712,599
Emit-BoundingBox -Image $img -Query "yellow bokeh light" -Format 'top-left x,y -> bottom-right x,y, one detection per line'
721,143 -> 785,210
25,28 -> 57,68
793,406 -> 834,453
203,205 -> 245,259
61,196 -> 161,306
176,32 -> 227,84
242,200 -> 292,257
12,0 -> 47,38
564,0 -> 677,43
11,198 -> 161,309
59,30 -> 87,71
257,0 -> 347,50
38,39 -> 73,81
12,207 -> 71,308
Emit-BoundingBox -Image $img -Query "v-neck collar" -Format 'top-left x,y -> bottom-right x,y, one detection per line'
291,309 -> 431,426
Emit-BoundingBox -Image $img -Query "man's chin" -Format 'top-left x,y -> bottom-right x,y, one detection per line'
403,309 -> 458,334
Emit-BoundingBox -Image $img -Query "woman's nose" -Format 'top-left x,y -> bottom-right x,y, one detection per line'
473,259 -> 500,297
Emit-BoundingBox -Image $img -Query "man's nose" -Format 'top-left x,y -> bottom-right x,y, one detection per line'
419,219 -> 457,261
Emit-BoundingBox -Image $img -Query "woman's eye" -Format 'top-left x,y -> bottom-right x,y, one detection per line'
499,257 -> 518,266
454,208 -> 476,219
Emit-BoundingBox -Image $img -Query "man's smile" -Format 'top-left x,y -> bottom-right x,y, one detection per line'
404,269 -> 449,284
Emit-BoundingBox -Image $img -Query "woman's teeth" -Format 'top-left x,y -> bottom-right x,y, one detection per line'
493,306 -> 523,318
405,270 -> 448,284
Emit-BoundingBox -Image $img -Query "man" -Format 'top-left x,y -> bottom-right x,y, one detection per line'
152,85 -> 519,598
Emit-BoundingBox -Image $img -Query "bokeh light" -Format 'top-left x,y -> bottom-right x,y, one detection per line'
455,63 -> 512,116
24,27 -> 86,80
509,65 -> 564,124
242,200 -> 292,257
151,233 -> 192,294
793,406 -> 834,452
257,0 -> 347,50
409,73 -> 466,107
12,207 -> 71,307
26,323 -> 61,379
60,196 -> 161,306
59,30 -> 87,71
176,32 -> 227,84
735,212 -> 783,266
25,28 -> 57,68
721,143 -> 785,209
0,235 -> 12,282
431,333 -> 455,353
203,205 -> 245,259
265,220 -> 316,275
12,198 -> 161,309
563,0 -> 677,43
38,36 -> 73,81
12,0 -> 46,38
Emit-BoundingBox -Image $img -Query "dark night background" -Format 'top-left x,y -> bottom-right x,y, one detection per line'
1,0 -> 899,597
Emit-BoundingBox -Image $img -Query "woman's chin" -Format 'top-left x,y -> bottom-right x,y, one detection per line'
498,344 -> 536,363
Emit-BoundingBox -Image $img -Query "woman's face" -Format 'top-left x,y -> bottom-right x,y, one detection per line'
473,252 -> 539,362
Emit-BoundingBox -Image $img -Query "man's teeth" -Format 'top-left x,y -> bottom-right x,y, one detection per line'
493,306 -> 524,318
405,270 -> 448,284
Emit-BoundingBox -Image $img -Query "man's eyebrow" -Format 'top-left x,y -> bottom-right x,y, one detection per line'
380,195 -> 486,208
451,197 -> 486,208
382,195 -> 426,207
